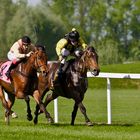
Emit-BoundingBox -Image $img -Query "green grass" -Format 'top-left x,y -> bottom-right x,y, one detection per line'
1,89 -> 140,140
89,61 -> 140,89
0,62 -> 140,139
101,61 -> 140,73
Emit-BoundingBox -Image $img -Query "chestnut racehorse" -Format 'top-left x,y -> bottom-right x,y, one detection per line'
0,45 -> 53,124
32,46 -> 100,126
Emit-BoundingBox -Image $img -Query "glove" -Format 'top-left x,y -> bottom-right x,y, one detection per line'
58,55 -> 63,61
74,50 -> 83,57
61,48 -> 70,57
26,51 -> 33,57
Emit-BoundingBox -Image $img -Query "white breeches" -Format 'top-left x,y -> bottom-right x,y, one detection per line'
61,48 -> 70,57
7,51 -> 20,62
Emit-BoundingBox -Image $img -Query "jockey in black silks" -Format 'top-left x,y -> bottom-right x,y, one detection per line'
55,28 -> 88,80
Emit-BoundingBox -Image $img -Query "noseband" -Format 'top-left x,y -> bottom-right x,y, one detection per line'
34,52 -> 46,70
16,51 -> 46,78
77,48 -> 98,73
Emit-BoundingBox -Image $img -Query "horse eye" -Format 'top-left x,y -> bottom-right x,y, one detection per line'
38,56 -> 41,59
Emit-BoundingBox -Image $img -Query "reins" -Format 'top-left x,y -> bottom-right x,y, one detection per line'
15,51 -> 45,78
15,69 -> 33,78
71,47 -> 97,76
74,51 -> 87,74
15,61 -> 36,78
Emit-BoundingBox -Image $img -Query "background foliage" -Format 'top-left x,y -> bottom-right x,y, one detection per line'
0,0 -> 140,64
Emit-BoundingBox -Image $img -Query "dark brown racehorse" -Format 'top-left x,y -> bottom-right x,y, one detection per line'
32,46 -> 100,126
0,45 -> 53,124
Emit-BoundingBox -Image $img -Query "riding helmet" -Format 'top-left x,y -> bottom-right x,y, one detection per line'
69,29 -> 80,42
22,36 -> 31,44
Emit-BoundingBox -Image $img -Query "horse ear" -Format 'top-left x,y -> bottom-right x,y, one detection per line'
79,50 -> 84,56
35,44 -> 46,52
34,46 -> 37,50
87,46 -> 95,52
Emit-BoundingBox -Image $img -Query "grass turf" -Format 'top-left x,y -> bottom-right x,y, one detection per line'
0,89 -> 140,140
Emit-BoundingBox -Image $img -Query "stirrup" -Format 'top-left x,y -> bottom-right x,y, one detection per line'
5,71 -> 11,79
50,81 -> 54,90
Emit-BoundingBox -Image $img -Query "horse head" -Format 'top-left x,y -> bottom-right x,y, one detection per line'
29,45 -> 48,76
82,46 -> 100,76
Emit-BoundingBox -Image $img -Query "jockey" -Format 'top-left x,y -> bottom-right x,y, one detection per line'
6,36 -> 33,79
56,28 -> 87,78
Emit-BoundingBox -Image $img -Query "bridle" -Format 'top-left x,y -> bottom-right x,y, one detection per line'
16,51 -> 47,78
74,48 -> 98,74
34,51 -> 47,70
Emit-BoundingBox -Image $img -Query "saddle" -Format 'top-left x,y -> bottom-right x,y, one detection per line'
52,59 -> 74,87
0,61 -> 13,83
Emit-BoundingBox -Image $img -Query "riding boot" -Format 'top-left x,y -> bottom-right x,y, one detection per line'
57,63 -> 64,80
5,63 -> 17,79
51,63 -> 64,88
53,63 -> 64,82
62,61 -> 69,73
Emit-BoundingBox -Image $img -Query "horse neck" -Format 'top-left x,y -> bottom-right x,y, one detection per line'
73,56 -> 87,76
17,58 -> 36,76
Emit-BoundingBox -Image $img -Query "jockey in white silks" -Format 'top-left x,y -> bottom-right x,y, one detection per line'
6,36 -> 33,79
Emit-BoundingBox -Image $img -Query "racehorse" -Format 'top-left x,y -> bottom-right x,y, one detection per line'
32,46 -> 100,126
0,45 -> 53,124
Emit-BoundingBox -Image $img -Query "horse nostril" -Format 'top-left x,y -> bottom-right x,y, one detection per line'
42,70 -> 48,76
93,69 -> 98,73
93,69 -> 100,76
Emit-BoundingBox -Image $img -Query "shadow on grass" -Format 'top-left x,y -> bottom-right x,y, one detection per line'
92,122 -> 134,127
39,122 -> 134,127
0,119 -> 134,127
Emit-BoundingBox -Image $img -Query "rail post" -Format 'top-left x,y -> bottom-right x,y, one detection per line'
107,78 -> 111,124
54,98 -> 58,123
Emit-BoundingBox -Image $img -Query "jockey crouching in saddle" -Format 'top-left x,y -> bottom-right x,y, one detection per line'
55,28 -> 88,83
6,36 -> 34,79
4,36 -> 33,118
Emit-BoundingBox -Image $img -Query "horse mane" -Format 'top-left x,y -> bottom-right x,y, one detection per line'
29,44 -> 46,53
69,46 -> 97,75
80,46 -> 97,60
86,45 -> 95,51
35,44 -> 46,52
19,44 -> 46,66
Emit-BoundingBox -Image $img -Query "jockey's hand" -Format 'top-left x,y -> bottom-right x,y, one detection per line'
26,51 -> 34,57
75,50 -> 83,57
59,55 -> 63,61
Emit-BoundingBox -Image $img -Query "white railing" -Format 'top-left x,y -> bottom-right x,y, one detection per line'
54,72 -> 140,124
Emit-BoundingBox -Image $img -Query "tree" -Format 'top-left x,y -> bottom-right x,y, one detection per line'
5,0 -> 66,60
0,0 -> 15,58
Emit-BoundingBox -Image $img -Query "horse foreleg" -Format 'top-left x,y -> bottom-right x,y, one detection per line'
0,88 -> 11,125
4,92 -> 18,119
1,98 -> 10,125
71,103 -> 78,125
34,92 -> 58,124
43,92 -> 58,123
44,92 -> 58,108
33,90 -> 54,124
78,102 -> 93,126
25,96 -> 33,121
34,104 -> 40,124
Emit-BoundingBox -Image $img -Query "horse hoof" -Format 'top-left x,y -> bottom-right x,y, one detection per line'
48,118 -> 54,124
34,118 -> 38,124
70,122 -> 74,126
27,114 -> 33,121
5,117 -> 10,125
11,112 -> 18,119
86,122 -> 93,126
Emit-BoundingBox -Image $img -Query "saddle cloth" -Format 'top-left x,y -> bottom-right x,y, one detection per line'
0,61 -> 12,83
